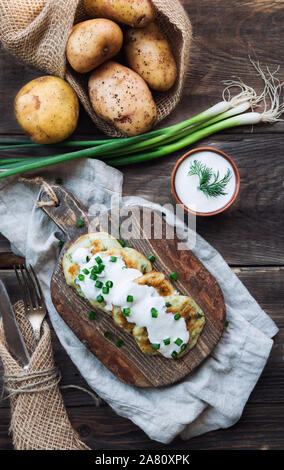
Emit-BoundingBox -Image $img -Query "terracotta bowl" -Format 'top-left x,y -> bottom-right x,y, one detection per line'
171,147 -> 240,217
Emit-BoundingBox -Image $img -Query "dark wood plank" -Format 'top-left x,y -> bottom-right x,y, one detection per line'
0,0 -> 283,136
1,403 -> 283,450
0,132 -> 283,267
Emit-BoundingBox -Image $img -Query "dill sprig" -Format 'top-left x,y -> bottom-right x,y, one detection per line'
188,160 -> 232,198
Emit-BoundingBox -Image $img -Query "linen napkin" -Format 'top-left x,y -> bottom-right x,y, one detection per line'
0,159 -> 278,444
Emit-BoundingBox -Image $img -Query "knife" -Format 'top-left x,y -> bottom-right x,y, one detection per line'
0,280 -> 30,369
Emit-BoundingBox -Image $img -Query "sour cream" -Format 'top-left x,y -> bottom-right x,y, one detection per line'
174,150 -> 237,214
72,249 -> 189,358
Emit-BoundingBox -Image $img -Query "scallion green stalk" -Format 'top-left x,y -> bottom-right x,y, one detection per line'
106,112 -> 262,166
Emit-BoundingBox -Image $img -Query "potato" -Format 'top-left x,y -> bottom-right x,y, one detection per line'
83,0 -> 155,28
125,23 -> 177,92
88,61 -> 157,136
14,76 -> 79,144
66,19 -> 123,74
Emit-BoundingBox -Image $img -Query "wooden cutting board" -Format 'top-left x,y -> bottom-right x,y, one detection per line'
39,185 -> 226,388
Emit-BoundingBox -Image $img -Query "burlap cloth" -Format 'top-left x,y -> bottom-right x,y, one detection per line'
0,0 -> 192,137
0,300 -> 90,450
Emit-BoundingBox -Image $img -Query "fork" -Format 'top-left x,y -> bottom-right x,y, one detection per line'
14,265 -> 47,342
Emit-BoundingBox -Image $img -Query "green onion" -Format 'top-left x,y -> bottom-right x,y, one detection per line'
58,240 -> 64,248
91,266 -> 99,273
110,256 -> 117,262
170,272 -> 178,281
102,286 -> 109,294
152,343 -> 160,350
98,264 -> 105,273
174,314 -> 181,321
78,274 -> 85,281
171,351 -> 178,360
165,302 -> 171,307
104,331 -> 111,339
115,339 -> 123,348
76,219 -> 84,228
89,311 -> 96,320
95,256 -> 103,264
151,308 -> 158,318
123,308 -> 131,317
86,256 -> 90,262
96,294 -> 104,303
147,254 -> 155,262
83,268 -> 90,275
95,280 -> 103,289
175,338 -> 183,347
106,280 -> 113,288
127,295 -> 133,302
119,239 -> 126,247
90,273 -> 97,281
181,344 -> 187,351
163,338 -> 171,345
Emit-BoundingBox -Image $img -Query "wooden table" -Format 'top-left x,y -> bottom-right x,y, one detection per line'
0,0 -> 283,450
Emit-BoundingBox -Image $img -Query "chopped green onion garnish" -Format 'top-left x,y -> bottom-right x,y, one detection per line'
83,268 -> 90,275
91,266 -> 99,273
152,343 -> 160,350
104,331 -> 110,339
123,308 -> 131,317
78,274 -> 85,281
98,264 -> 105,273
106,280 -> 113,288
89,311 -> 96,320
147,254 -> 155,262
165,302 -> 171,307
151,308 -> 158,318
76,219 -> 84,228
58,240 -> 64,248
225,320 -> 229,328
174,314 -> 181,321
163,338 -> 171,345
125,243 -> 131,248
110,256 -> 117,262
96,294 -> 104,303
171,351 -> 178,359
127,295 -> 133,302
90,273 -> 97,281
196,312 -> 203,319
95,280 -> 103,289
95,256 -> 103,264
119,239 -> 126,247
86,256 -> 90,262
175,338 -> 183,347
115,339 -> 123,348
170,272 -> 178,281
181,344 -> 187,351
102,286 -> 109,294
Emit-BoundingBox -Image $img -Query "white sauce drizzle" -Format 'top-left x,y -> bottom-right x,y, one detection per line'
72,249 -> 189,358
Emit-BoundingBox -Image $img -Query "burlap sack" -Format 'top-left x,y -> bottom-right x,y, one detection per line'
0,301 -> 90,450
0,0 -> 192,137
